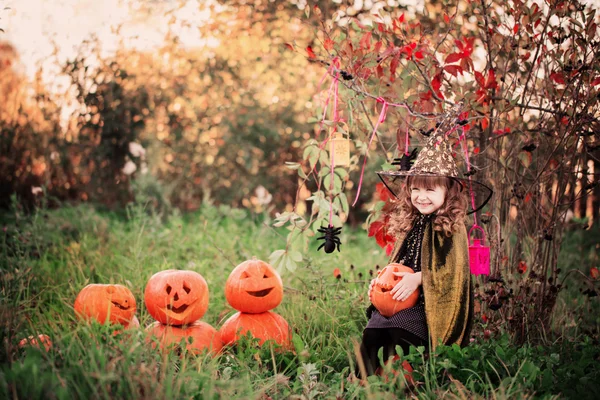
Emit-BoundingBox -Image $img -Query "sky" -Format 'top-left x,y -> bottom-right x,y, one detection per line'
1,0 -> 216,82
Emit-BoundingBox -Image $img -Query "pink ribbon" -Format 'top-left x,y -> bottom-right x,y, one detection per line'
352,98 -> 389,207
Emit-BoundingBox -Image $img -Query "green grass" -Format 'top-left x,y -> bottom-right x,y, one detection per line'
1,204 -> 599,399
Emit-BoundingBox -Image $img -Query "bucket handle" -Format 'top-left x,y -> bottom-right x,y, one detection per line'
468,224 -> 486,244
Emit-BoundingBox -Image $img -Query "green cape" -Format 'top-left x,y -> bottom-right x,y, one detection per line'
389,222 -> 474,350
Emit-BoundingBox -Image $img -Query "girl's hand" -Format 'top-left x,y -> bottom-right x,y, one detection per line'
390,272 -> 421,301
368,278 -> 376,302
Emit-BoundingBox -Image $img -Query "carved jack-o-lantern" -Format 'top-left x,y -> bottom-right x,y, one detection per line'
74,284 -> 137,325
144,270 -> 209,326
219,311 -> 290,347
146,320 -> 222,356
225,258 -> 283,314
369,263 -> 420,317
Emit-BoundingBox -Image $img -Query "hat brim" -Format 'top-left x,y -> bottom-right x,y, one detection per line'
376,170 -> 493,215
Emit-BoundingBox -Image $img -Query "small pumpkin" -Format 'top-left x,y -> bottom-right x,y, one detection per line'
74,284 -> 136,325
369,263 -> 420,317
18,334 -> 52,352
146,321 -> 222,356
219,311 -> 290,347
225,258 -> 283,314
145,270 -> 209,326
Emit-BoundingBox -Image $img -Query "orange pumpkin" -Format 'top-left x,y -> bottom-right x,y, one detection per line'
112,315 -> 140,337
18,334 -> 52,352
146,321 -> 222,356
74,284 -> 137,325
225,258 -> 283,314
144,270 -> 209,326
219,311 -> 290,347
369,263 -> 420,317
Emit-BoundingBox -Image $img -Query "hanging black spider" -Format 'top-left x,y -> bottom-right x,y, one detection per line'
316,225 -> 342,253
391,148 -> 418,171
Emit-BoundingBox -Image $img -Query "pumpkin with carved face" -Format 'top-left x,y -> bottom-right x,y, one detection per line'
146,320 -> 222,356
144,270 -> 209,326
225,258 -> 283,314
369,263 -> 420,317
219,311 -> 290,347
74,284 -> 136,325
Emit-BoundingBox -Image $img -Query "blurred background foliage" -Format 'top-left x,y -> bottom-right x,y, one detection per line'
1,0 -> 360,215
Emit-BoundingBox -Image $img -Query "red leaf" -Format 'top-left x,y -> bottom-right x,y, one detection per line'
591,77 -> 600,86
444,65 -> 463,77
518,261 -> 527,274
376,64 -> 384,78
550,72 -> 565,84
324,38 -> 334,51
485,69 -> 498,89
368,217 -> 395,249
591,267 -> 599,280
375,182 -> 392,202
445,53 -> 463,64
390,54 -> 400,76
385,243 -> 395,256
561,116 -> 569,125
374,40 -> 383,53
306,46 -> 316,59
398,14 -> 405,23
284,43 -> 294,51
414,50 -> 424,60
513,24 -> 519,34
473,147 -> 480,154
481,117 -> 489,130
444,13 -> 450,23
474,71 -> 485,86
359,32 -> 372,50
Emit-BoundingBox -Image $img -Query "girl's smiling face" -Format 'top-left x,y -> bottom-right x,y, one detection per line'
410,183 -> 447,215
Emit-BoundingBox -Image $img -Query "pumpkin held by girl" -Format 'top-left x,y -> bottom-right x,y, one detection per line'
144,269 -> 209,326
74,284 -> 137,326
369,263 -> 420,317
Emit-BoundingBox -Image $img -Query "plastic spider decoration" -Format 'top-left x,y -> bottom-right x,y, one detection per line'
316,225 -> 342,253
391,148 -> 418,171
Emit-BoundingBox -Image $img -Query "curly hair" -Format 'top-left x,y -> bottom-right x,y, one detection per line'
387,175 -> 468,239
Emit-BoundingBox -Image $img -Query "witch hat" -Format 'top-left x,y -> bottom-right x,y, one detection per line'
377,106 -> 493,215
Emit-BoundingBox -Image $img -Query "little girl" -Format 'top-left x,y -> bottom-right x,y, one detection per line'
357,118 -> 492,377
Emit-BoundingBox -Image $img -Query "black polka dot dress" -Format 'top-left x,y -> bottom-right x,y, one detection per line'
365,213 -> 432,341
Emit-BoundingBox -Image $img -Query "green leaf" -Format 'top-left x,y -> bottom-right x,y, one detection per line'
334,167 -> 348,179
289,250 -> 303,262
285,255 -> 297,272
268,249 -> 286,270
292,334 -> 305,354
338,192 -> 349,215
